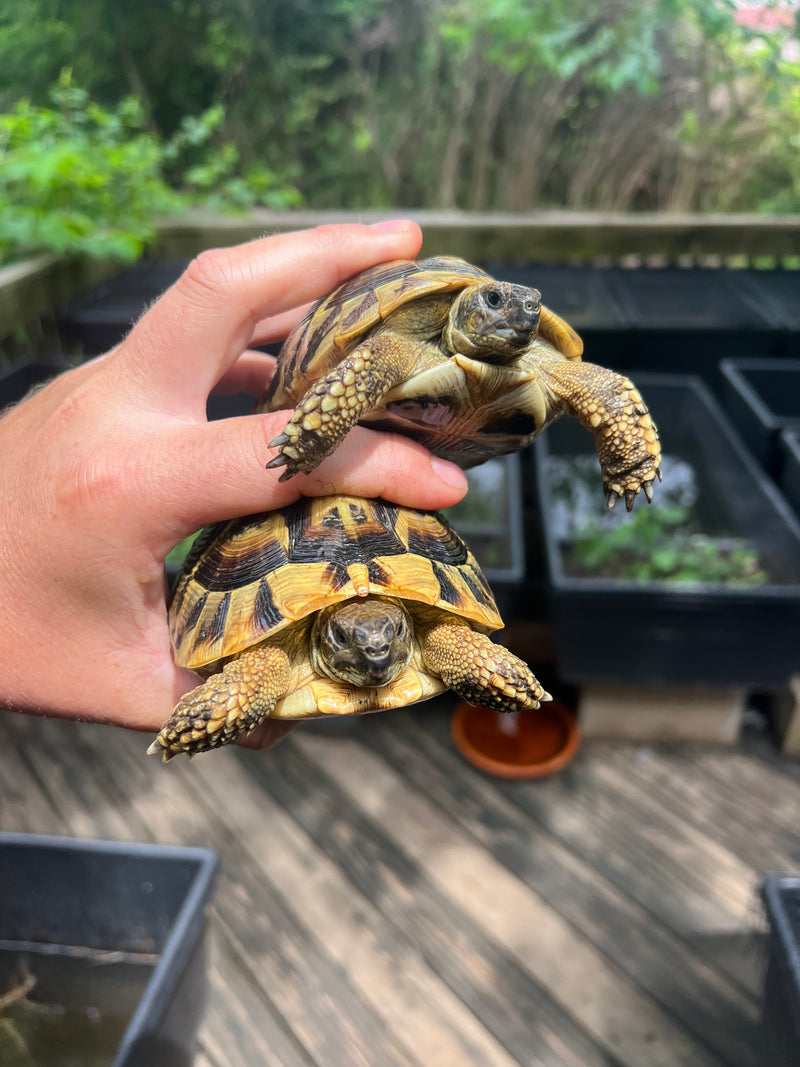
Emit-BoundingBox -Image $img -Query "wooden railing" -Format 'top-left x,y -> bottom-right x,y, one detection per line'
3,210 -> 800,349
155,209 -> 800,266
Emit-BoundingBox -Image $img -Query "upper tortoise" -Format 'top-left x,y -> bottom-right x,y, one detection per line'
264,256 -> 661,510
149,496 -> 548,761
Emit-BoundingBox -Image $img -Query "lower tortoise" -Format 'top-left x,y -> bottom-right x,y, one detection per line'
264,256 -> 661,510
149,496 -> 548,761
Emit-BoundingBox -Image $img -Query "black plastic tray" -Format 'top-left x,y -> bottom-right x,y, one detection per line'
734,270 -> 800,336
604,268 -> 783,386
780,430 -> 800,519
533,374 -> 800,687
762,873 -> 800,1067
479,262 -> 631,367
0,834 -> 217,1067
0,359 -> 65,408
444,452 -> 525,609
55,261 -> 188,354
719,358 -> 800,477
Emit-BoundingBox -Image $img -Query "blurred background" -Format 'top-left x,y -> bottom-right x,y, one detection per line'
1,0 -> 799,263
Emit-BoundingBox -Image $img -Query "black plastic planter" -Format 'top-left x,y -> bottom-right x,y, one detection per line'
445,453 -> 525,612
734,270 -> 800,354
761,874 -> 800,1067
0,360 -> 64,407
604,268 -> 781,384
719,358 -> 800,478
0,834 -> 217,1067
780,430 -> 800,518
480,262 -> 631,366
55,261 -> 188,354
534,374 -> 800,687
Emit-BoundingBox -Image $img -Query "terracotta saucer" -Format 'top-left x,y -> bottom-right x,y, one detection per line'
451,699 -> 580,779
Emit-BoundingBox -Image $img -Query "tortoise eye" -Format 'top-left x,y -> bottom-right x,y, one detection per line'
485,290 -> 503,308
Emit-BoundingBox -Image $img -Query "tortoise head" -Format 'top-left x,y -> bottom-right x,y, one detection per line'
445,281 -> 541,364
312,597 -> 413,688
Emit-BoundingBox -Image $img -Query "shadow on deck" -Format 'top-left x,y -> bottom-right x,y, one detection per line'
2,698 -> 796,1067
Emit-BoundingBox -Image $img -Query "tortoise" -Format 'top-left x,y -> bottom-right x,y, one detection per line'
148,496 -> 548,761
264,256 -> 661,510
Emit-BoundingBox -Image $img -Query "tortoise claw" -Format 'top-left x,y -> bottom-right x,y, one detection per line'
606,490 -> 619,511
624,489 -> 637,512
643,479 -> 655,503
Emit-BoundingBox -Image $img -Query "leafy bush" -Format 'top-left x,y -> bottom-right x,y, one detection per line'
0,71 -> 301,264
567,504 -> 769,586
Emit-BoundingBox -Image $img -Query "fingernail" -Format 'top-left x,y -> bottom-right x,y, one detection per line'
370,218 -> 413,233
430,455 -> 468,489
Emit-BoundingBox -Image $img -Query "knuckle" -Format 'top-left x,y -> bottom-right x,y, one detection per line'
183,248 -> 238,300
55,454 -> 122,516
312,224 -> 350,254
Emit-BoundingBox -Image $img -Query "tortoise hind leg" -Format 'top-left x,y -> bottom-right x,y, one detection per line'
421,623 -> 550,712
148,646 -> 291,762
267,334 -> 417,481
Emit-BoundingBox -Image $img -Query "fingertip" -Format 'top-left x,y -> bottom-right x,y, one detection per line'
429,455 -> 468,493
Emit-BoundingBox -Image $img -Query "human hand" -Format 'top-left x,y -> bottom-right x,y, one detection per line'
0,222 -> 468,749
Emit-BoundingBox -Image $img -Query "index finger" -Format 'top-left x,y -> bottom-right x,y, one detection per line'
116,221 -> 422,413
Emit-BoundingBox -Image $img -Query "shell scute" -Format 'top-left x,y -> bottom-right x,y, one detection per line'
170,495 -> 502,672
266,256 -> 492,401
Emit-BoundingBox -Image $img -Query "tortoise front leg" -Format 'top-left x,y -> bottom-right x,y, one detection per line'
267,334 -> 418,481
148,646 -> 291,762
421,623 -> 550,713
544,360 -> 662,510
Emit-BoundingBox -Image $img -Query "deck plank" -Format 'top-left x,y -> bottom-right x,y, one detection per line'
8,714 -> 426,1067
0,704 -> 779,1067
413,711 -> 768,998
358,709 -> 763,1067
240,738 -> 617,1067
293,727 -> 729,1067
183,749 -> 524,1067
200,932 -> 314,1067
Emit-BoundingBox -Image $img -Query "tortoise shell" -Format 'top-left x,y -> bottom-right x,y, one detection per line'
169,495 -> 501,674
263,255 -> 582,410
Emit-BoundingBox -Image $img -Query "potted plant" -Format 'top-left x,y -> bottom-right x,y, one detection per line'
533,373 -> 800,689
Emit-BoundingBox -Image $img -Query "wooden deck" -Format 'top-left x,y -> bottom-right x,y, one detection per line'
1,699 -> 796,1067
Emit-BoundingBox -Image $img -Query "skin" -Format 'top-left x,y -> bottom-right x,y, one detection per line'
0,221 -> 471,751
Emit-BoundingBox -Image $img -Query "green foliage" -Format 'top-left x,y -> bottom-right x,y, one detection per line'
0,72 -> 177,261
0,0 -> 797,216
0,72 -> 301,263
567,504 -> 769,586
